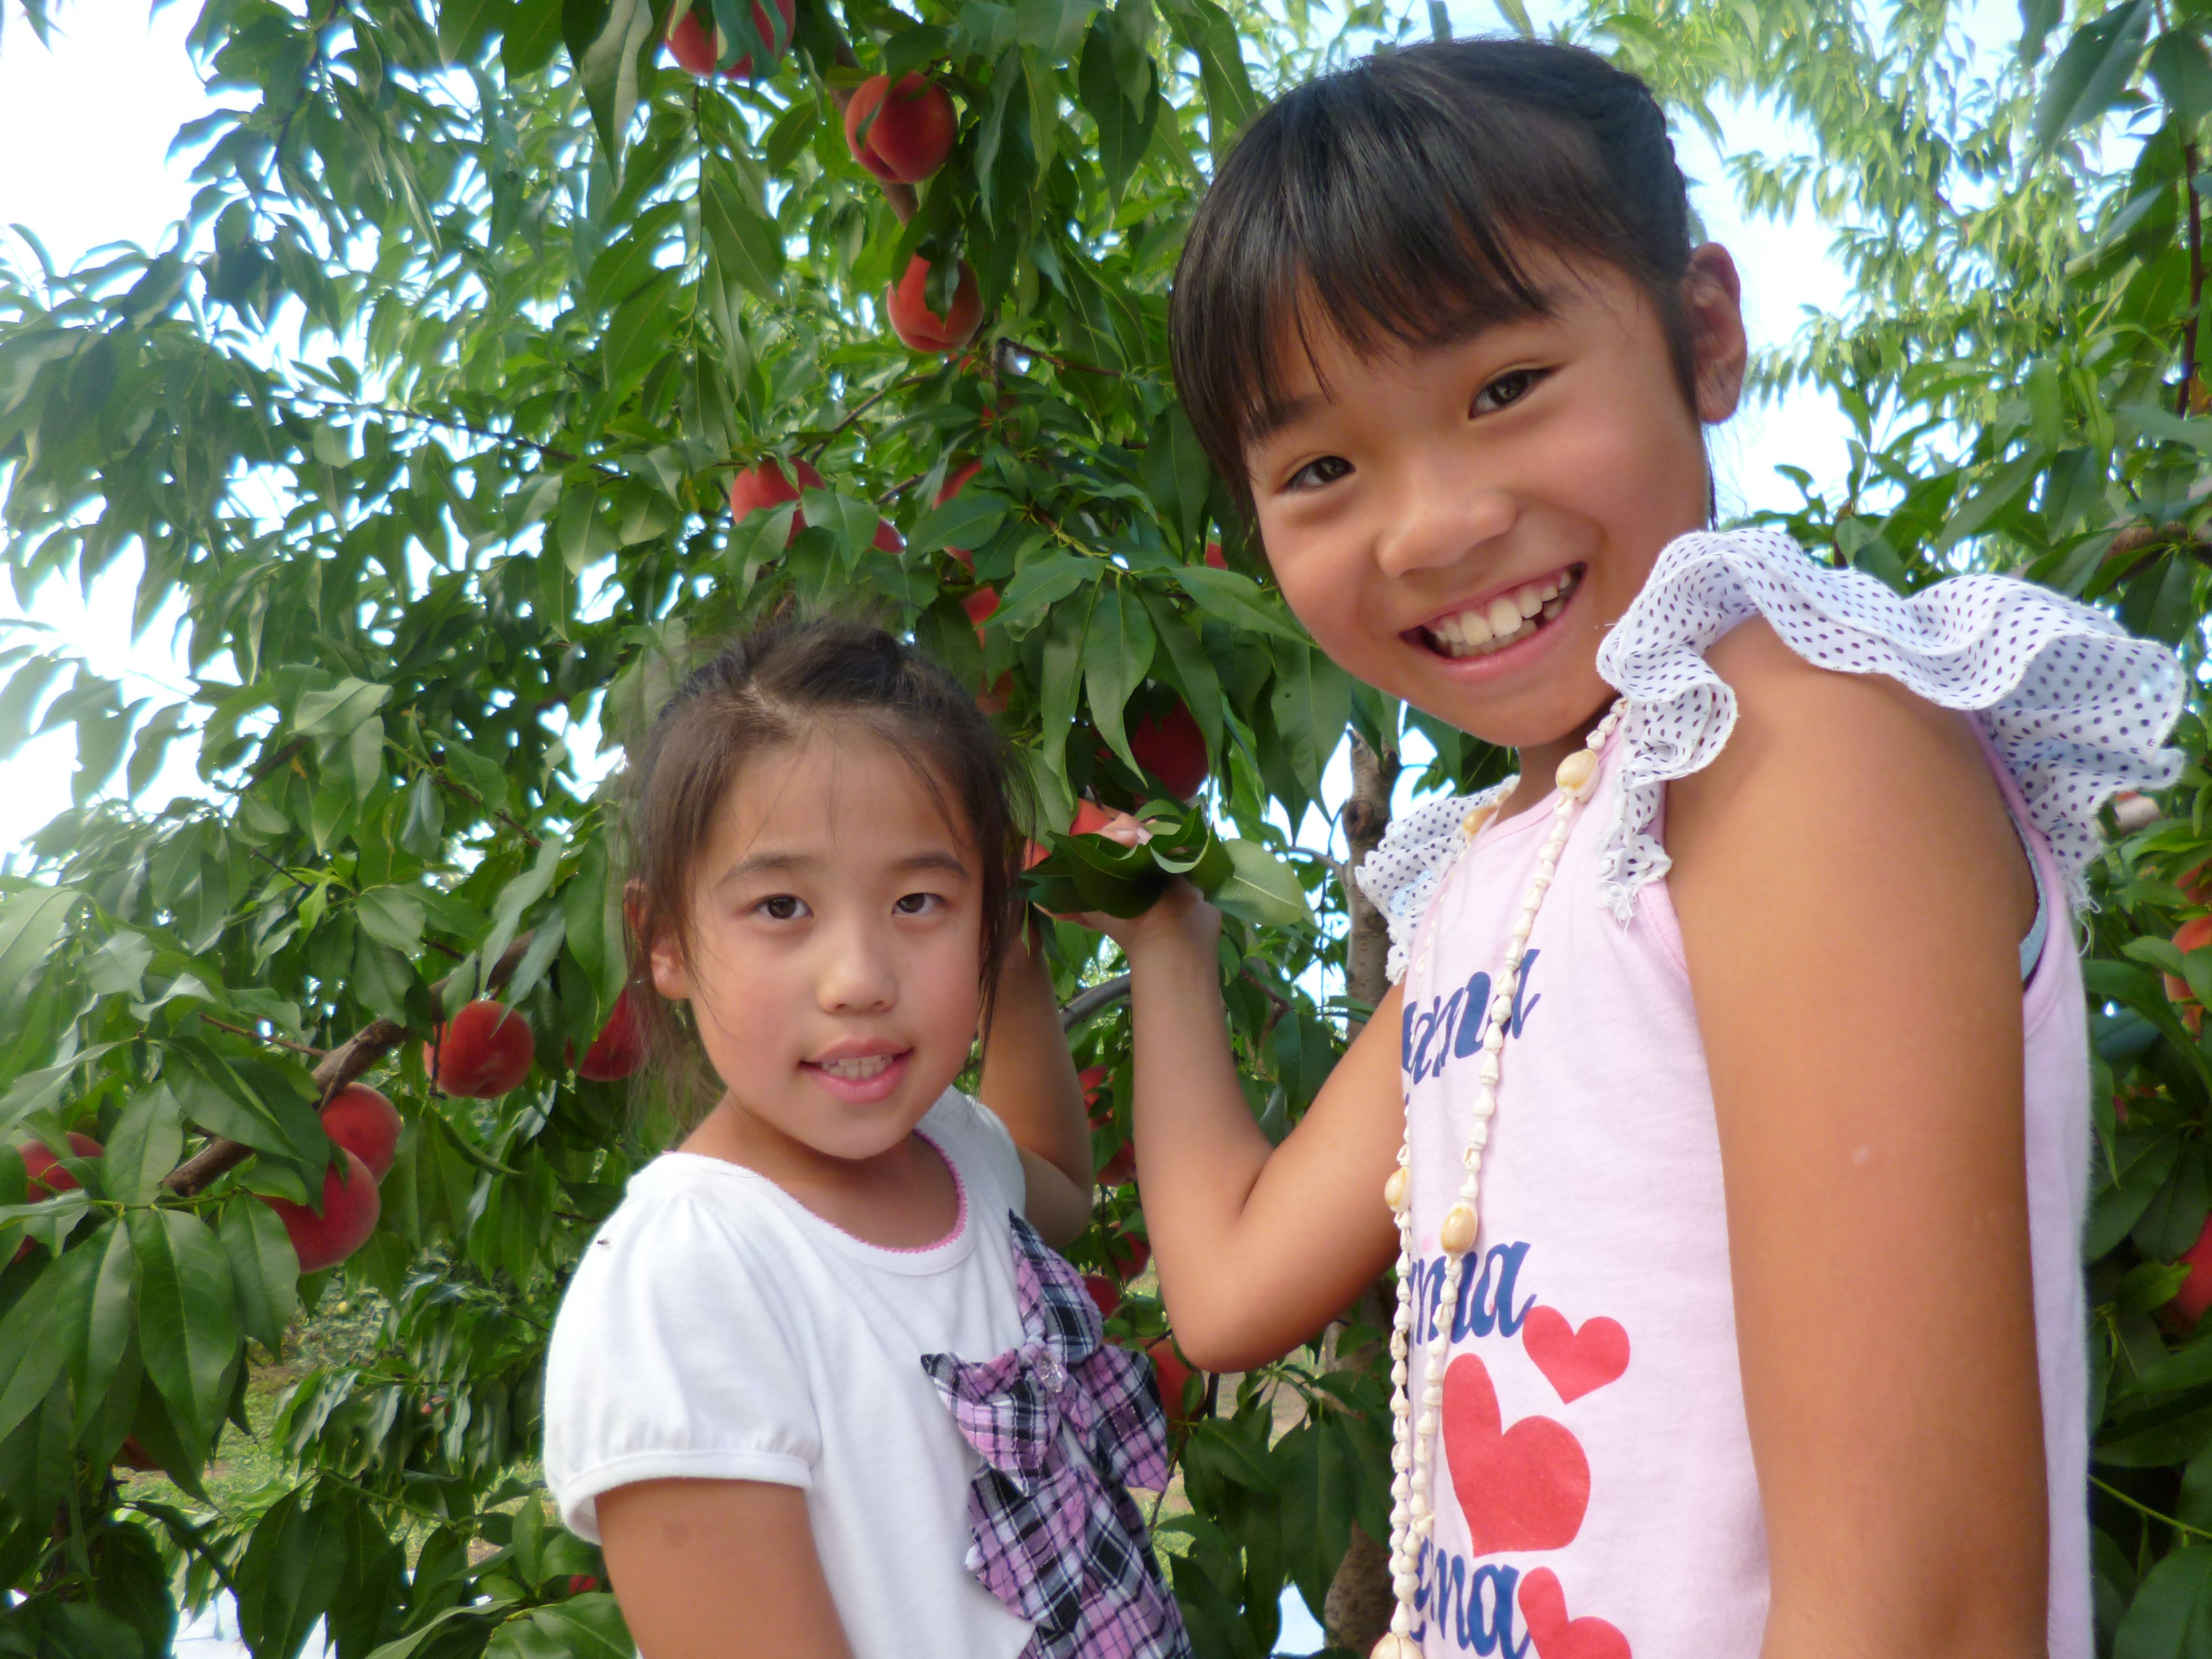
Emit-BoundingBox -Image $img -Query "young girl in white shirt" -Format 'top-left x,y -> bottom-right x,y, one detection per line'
543,619 -> 1190,1659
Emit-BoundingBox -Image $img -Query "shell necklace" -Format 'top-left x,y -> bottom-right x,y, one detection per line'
1371,698 -> 1625,1658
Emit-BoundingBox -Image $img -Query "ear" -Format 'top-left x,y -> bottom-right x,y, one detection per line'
630,881 -> 693,1001
1683,243 -> 1748,424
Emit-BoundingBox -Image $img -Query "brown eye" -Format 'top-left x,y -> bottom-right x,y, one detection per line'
1287,455 -> 1352,491
757,894 -> 806,921
894,892 -> 945,916
1473,368 -> 1545,415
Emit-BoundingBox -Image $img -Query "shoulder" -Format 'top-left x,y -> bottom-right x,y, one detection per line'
925,1089 -> 1025,1206
556,1158 -> 798,1328
1692,615 -> 1997,795
1669,619 -> 2028,927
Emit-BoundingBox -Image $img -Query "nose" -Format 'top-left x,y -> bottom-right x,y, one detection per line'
1372,459 -> 1517,580
815,917 -> 899,1015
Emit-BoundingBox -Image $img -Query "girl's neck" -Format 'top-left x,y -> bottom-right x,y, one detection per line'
682,1102 -> 961,1249
1495,696 -> 1618,821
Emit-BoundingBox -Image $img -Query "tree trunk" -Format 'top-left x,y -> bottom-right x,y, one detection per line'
1324,733 -> 1401,1655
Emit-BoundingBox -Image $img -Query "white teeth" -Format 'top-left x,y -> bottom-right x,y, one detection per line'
818,1055 -> 895,1080
1422,568 -> 1580,659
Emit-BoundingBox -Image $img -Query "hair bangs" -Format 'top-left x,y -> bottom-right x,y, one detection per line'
1172,38 -> 1695,503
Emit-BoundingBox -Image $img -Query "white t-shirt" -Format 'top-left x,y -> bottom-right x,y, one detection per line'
542,1089 -> 1036,1659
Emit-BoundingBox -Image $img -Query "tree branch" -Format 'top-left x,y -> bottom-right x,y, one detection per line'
1060,974 -> 1131,1031
164,935 -> 536,1198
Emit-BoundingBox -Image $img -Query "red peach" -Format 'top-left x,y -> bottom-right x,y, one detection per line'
885,257 -> 983,353
2166,915 -> 2212,1006
425,1000 -> 535,1099
1127,698 -> 1208,800
12,1132 -> 102,1263
578,989 -> 647,1083
320,1083 -> 401,1182
1203,540 -> 1227,570
2177,1215 -> 2212,1326
938,460 -> 984,568
1098,1143 -> 1135,1186
1109,1232 -> 1151,1279
662,0 -> 794,78
1146,1337 -> 1198,1427
1083,1274 -> 1121,1321
844,74 -> 957,184
567,1574 -> 600,1597
262,1150 -> 382,1274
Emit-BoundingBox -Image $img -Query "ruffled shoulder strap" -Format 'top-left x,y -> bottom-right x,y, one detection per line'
1591,526 -> 2185,920
1353,779 -> 1515,983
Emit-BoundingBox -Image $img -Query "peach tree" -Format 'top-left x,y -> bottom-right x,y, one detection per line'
13,0 -> 2212,1655
0,0 -> 1430,1653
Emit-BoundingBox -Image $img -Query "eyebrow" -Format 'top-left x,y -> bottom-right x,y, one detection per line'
1241,286 -> 1565,452
713,848 -> 974,887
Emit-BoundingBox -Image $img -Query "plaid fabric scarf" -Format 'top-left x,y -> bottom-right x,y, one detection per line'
920,1213 -> 1192,1659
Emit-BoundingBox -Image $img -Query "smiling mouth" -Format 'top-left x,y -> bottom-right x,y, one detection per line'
1415,565 -> 1583,659
812,1053 -> 902,1081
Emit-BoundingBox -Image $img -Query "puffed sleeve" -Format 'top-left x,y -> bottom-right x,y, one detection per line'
542,1176 -> 820,1542
1354,789 -> 1509,983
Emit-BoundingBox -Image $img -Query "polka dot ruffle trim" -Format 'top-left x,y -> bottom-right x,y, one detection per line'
1356,526 -> 2187,976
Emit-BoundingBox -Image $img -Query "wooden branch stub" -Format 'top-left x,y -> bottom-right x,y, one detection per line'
1060,974 -> 1131,1032
164,936 -> 536,1199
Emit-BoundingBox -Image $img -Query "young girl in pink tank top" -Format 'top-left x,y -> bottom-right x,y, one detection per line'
1079,38 -> 2184,1659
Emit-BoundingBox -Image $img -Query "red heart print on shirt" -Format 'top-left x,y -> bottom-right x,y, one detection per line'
1521,1306 -> 1630,1404
1441,1355 -> 1590,1556
1519,1569 -> 1631,1659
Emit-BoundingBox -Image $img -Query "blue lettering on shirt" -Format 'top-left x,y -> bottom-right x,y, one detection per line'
1412,1538 -> 1531,1655
1404,954 -> 1542,1087
1408,1243 -> 1535,1344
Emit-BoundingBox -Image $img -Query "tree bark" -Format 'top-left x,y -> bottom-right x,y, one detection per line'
1324,733 -> 1401,1655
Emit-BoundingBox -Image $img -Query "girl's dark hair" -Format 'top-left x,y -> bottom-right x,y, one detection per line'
1170,38 -> 1698,503
624,618 -> 1022,1124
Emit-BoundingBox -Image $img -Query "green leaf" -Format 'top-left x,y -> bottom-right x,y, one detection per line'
106,1086 -> 185,1206
0,1260 -> 68,1447
1213,839 -> 1314,931
1173,565 -> 1307,643
564,0 -> 654,169
1083,586 -> 1156,774
2020,0 -> 2063,64
398,771 -> 445,857
1140,589 -> 1224,761
236,1487 -> 353,1659
908,488 -> 1014,559
56,1222 -> 133,1436
0,884 -> 79,989
994,550 -> 1092,637
128,1207 -> 240,1457
488,1598 -> 634,1659
355,886 -> 427,956
2118,1546 -> 2212,1658
1267,643 -> 1351,796
1039,587 -> 1094,781
220,1199 -> 300,1355
702,158 -> 786,300
2150,30 -> 2212,127
1142,405 -> 1210,550
293,677 -> 390,739
439,0 -> 513,63
2035,0 -> 2154,153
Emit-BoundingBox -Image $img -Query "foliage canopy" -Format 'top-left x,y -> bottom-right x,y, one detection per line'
8,0 -> 2212,1652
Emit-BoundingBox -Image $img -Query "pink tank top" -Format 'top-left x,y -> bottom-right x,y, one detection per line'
1391,731 -> 2086,1656
1358,527 -> 2192,1657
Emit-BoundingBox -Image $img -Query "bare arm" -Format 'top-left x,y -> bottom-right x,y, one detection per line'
1103,894 -> 1404,1370
976,920 -> 1093,1246
598,1479 -> 854,1659
1667,621 -> 2046,1659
